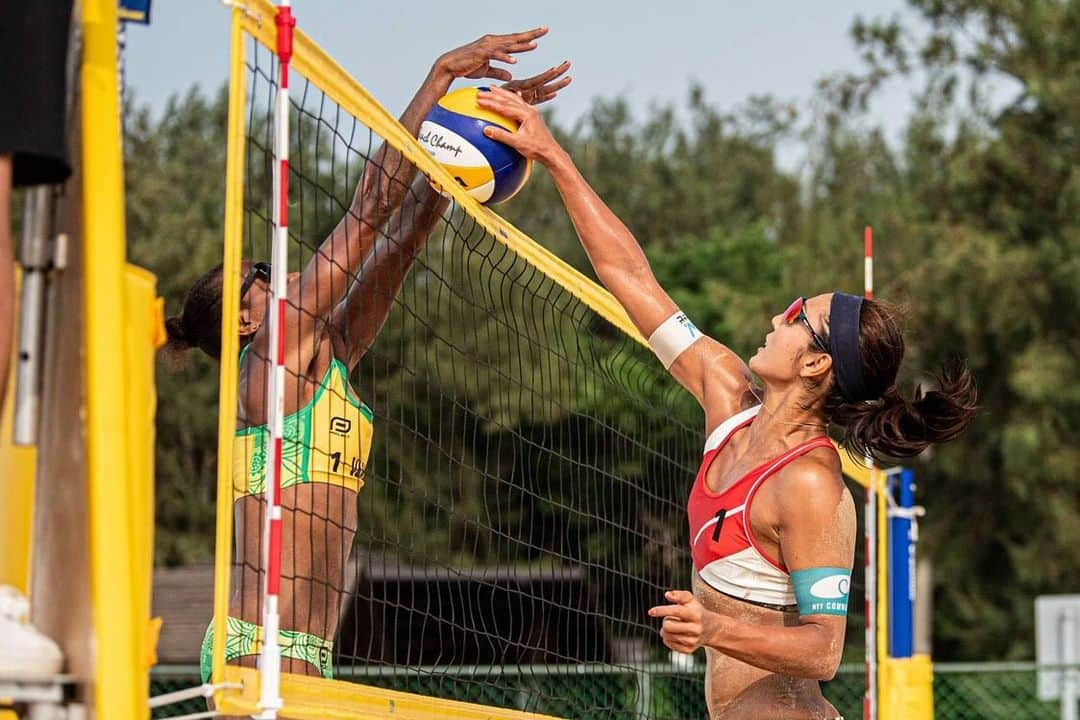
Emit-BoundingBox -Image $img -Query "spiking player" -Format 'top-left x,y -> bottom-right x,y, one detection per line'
478,86 -> 976,720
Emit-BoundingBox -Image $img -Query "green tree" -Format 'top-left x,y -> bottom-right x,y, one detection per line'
807,0 -> 1080,658
126,89 -> 229,565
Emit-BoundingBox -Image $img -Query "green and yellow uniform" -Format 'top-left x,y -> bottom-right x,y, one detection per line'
232,348 -> 374,498
201,348 -> 373,682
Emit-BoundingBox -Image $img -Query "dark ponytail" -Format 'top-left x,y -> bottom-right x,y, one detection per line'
830,362 -> 977,462
161,315 -> 192,367
822,298 -> 978,463
159,264 -> 226,364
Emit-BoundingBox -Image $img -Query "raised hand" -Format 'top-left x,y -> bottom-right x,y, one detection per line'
435,28 -> 549,83
647,590 -> 720,654
476,86 -> 563,164
502,60 -> 572,106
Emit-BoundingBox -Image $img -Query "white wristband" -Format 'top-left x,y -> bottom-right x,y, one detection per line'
648,311 -> 702,369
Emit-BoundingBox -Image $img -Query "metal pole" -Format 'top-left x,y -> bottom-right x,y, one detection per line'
914,557 -> 933,655
13,187 -> 55,445
635,667 -> 653,719
1063,609 -> 1078,720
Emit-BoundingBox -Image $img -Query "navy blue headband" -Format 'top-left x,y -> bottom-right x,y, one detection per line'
828,293 -> 872,403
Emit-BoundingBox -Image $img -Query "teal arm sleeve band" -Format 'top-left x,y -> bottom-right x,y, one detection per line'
791,567 -> 851,617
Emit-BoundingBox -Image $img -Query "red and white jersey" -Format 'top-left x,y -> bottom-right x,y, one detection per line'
687,405 -> 836,607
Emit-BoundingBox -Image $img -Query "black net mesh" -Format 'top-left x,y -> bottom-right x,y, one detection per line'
224,39 -> 725,718
216,32 -> 884,717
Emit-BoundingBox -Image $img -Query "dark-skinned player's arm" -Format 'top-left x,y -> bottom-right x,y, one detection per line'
328,60 -> 573,367
262,30 -> 554,369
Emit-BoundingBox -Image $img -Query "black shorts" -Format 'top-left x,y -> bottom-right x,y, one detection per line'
0,2 -> 74,188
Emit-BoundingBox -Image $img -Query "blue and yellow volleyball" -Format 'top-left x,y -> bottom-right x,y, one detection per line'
419,87 -> 532,205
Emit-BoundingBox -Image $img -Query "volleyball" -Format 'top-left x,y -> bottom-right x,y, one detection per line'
418,87 -> 532,205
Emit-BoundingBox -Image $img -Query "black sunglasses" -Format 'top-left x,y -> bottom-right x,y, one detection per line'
782,296 -> 829,354
240,262 -> 271,301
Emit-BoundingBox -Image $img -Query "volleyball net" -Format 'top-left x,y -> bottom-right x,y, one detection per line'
209,2 -> 881,718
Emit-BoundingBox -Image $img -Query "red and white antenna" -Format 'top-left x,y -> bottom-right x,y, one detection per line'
864,226 -> 874,301
863,225 -> 877,720
258,1 -> 294,717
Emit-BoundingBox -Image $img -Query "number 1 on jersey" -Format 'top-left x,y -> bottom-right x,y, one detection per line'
712,508 -> 728,542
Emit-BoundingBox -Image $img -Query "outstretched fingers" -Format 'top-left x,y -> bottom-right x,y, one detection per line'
542,74 -> 573,94
485,67 -> 513,83
477,86 -> 533,121
502,26 -> 549,47
440,27 -> 551,83
519,60 -> 572,88
504,61 -> 573,105
487,27 -> 547,57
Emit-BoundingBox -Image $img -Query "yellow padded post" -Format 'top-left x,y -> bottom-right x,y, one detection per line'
0,269 -> 36,593
124,265 -> 166,674
880,655 -> 934,720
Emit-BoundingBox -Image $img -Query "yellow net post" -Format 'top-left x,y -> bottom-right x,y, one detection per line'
211,3 -> 249,707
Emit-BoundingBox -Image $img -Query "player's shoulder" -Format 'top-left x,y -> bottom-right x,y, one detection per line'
773,443 -> 846,508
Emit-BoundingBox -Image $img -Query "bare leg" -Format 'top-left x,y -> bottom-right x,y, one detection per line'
0,154 -> 13,409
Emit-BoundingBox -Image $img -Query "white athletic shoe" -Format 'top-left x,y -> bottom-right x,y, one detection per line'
0,585 -> 63,677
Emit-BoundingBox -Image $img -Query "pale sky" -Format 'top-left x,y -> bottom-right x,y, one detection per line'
123,0 -> 918,167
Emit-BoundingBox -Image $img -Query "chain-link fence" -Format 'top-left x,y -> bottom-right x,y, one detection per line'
149,662 -> 1076,719
933,663 -> 1076,720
